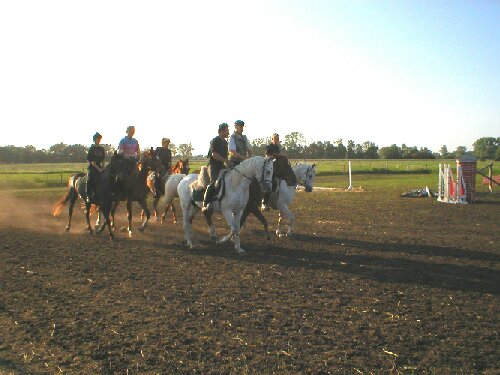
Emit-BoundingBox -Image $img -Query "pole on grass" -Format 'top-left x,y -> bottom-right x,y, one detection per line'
347,161 -> 353,190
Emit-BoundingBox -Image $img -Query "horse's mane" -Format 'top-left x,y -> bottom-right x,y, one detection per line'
230,156 -> 264,176
189,166 -> 210,190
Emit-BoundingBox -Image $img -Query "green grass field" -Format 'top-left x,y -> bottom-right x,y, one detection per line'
0,159 -> 497,199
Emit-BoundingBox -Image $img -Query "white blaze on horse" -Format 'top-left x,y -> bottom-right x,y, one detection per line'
177,156 -> 274,253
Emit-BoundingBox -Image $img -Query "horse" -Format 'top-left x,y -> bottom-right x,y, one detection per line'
52,152 -> 129,239
177,156 -> 274,253
104,150 -> 162,237
145,158 -> 190,223
241,158 -> 316,238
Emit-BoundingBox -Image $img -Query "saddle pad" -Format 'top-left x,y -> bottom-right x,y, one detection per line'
192,188 -> 205,202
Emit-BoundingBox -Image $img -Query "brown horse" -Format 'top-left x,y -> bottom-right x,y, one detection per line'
240,155 -> 294,240
103,150 -> 163,236
145,158 -> 190,223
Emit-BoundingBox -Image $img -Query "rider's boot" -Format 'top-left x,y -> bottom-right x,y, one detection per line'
201,184 -> 215,213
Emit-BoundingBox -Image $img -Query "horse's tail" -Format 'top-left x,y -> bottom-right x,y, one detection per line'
52,193 -> 69,216
189,166 -> 209,191
52,173 -> 85,216
158,173 -> 185,211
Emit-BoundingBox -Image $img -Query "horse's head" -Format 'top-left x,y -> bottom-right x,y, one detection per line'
108,152 -> 130,184
140,149 -> 162,173
172,158 -> 190,174
259,156 -> 274,193
295,163 -> 316,192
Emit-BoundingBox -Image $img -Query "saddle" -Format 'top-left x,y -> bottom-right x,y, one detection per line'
191,170 -> 229,207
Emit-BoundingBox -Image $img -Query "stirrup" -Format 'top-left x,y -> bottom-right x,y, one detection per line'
202,203 -> 213,213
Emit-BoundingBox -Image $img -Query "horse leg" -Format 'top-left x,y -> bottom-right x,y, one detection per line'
110,201 -> 119,231
219,209 -> 245,254
152,197 -> 160,221
126,200 -> 133,237
98,205 -> 114,240
276,212 -> 285,237
204,209 -> 217,242
170,204 -> 177,224
182,204 -> 197,248
252,206 -> 270,241
85,201 -> 93,235
138,198 -> 150,232
277,206 -> 294,237
65,191 -> 78,232
232,210 -> 245,253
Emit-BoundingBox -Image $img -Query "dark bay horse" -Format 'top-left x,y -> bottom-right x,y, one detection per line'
105,150 -> 162,236
145,158 -> 190,223
52,152 -> 129,239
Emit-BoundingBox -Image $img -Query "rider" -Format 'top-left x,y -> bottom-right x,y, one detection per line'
117,125 -> 140,197
86,132 -> 105,203
153,138 -> 172,198
261,133 -> 289,211
228,120 -> 252,168
201,123 -> 230,213
118,125 -> 140,162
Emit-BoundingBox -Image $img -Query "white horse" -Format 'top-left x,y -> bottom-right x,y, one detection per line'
240,161 -> 316,238
177,156 -> 274,253
275,163 -> 316,237
156,173 -> 187,223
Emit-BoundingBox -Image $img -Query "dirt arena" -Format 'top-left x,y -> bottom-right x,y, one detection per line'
0,189 -> 498,373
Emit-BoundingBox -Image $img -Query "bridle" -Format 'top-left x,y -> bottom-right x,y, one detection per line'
297,165 -> 314,188
233,157 -> 273,185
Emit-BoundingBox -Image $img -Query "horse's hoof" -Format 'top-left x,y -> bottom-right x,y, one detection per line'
65,226 -> 70,232
138,227 -> 145,233
109,235 -> 114,241
128,231 -> 132,238
238,249 -> 246,254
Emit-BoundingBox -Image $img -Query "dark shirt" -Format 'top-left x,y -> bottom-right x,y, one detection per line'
155,147 -> 172,170
265,143 -> 280,156
209,136 -> 228,168
87,144 -> 106,169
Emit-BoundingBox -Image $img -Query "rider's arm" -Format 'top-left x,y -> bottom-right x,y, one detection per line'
228,136 -> 246,160
212,151 -> 228,164
90,161 -> 103,172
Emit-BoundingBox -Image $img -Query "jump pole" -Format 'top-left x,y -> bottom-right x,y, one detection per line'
347,161 -> 353,190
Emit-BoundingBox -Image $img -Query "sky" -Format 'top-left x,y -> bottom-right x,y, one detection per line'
1,0 -> 499,155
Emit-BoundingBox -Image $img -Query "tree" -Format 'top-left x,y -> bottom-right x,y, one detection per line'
473,137 -> 498,160
454,146 -> 467,159
439,145 -> 449,159
346,140 -> 355,159
284,132 -> 306,158
177,143 -> 193,158
379,144 -> 402,159
251,137 -> 268,157
362,141 -> 379,159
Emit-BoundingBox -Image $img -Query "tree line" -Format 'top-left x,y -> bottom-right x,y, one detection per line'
0,135 -> 498,163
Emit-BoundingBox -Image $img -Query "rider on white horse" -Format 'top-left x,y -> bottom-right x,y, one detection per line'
202,123 -> 230,214
261,133 -> 295,211
228,119 -> 253,168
